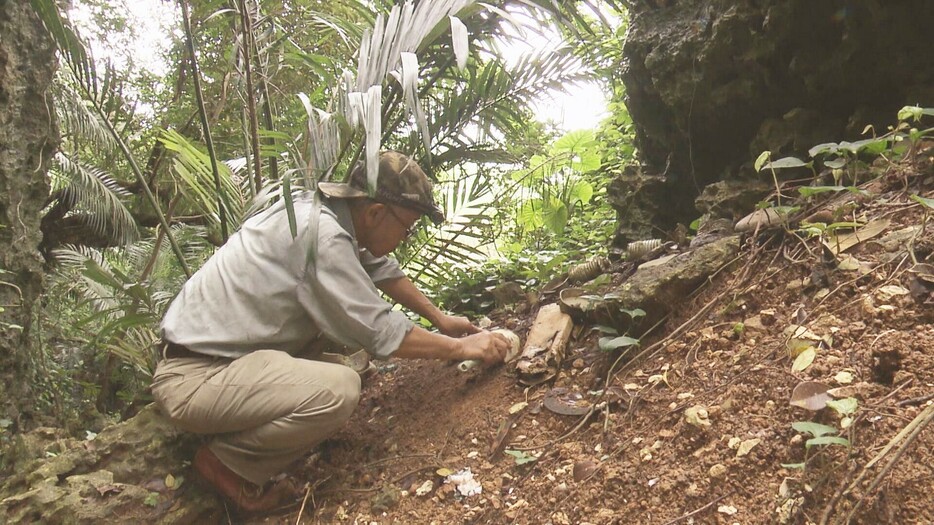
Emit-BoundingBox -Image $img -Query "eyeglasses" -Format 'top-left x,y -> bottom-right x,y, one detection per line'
385,205 -> 419,239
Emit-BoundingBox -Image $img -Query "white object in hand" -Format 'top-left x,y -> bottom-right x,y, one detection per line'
457,329 -> 520,372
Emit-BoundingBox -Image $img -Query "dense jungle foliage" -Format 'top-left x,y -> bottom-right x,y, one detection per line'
4,0 -> 633,435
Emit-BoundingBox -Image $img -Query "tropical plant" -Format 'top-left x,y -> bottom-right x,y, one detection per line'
31,0 -> 625,418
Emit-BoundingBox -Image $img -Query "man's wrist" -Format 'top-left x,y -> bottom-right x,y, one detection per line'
425,309 -> 445,327
449,337 -> 466,360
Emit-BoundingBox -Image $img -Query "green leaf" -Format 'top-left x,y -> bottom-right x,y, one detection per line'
809,142 -> 841,157
599,335 -> 640,351
792,347 -> 817,372
143,492 -> 159,507
552,130 -> 596,155
754,151 -> 771,172
542,200 -> 569,235
504,449 -> 538,465
805,436 -> 850,449
797,186 -> 866,198
569,181 -> 594,205
898,105 -> 924,122
791,421 -> 837,438
620,308 -> 646,320
763,157 -> 809,170
826,397 -> 858,416
780,462 -> 806,470
910,194 -> 934,210
848,136 -> 890,155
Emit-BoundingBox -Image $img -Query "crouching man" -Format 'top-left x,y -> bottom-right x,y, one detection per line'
152,151 -> 508,512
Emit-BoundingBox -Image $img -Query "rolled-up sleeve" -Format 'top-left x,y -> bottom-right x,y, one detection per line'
297,230 -> 413,358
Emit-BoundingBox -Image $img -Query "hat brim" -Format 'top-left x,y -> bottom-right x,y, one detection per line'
318,181 -> 445,225
318,181 -> 368,199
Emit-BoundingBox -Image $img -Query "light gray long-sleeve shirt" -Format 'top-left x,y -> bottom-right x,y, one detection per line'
161,193 -> 413,359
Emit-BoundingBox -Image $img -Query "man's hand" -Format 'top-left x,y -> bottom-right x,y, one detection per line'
434,313 -> 482,338
457,331 -> 510,366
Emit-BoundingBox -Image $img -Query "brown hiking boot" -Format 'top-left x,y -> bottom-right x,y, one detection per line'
193,445 -> 297,514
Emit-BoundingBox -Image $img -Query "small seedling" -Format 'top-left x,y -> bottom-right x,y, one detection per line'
504,449 -> 538,465
785,398 -> 857,470
826,397 -> 858,429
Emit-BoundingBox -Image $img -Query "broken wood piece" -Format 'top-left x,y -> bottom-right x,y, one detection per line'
515,304 -> 574,386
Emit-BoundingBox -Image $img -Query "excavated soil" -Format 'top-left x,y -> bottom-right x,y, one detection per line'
237,161 -> 932,524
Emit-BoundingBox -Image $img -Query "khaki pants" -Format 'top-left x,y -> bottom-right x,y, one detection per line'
152,349 -> 361,485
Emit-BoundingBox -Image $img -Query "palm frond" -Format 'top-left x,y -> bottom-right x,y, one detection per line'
401,168 -> 496,285
160,129 -> 247,231
103,326 -> 158,376
35,0 -> 192,276
54,78 -> 117,152
295,96 -> 343,185
348,0 -> 473,189
450,48 -> 586,139
52,246 -> 122,313
50,152 -> 140,246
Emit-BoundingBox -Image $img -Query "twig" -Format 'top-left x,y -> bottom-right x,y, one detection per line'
819,461 -> 859,525
872,378 -> 913,407
843,400 -> 934,499
511,405 -> 596,451
295,483 -> 312,525
896,392 -> 934,408
660,495 -> 726,525
843,401 -> 934,522
612,288 -> 723,379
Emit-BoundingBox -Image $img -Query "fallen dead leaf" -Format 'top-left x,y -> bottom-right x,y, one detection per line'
834,371 -> 855,384
718,504 -> 738,515
792,347 -> 817,372
790,381 -> 831,411
824,218 -> 890,255
573,460 -> 599,481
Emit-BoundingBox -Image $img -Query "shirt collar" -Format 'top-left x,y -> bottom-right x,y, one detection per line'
322,197 -> 357,239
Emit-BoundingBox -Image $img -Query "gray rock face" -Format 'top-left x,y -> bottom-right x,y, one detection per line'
607,235 -> 741,328
0,405 -> 218,524
562,236 -> 741,330
612,0 -> 934,241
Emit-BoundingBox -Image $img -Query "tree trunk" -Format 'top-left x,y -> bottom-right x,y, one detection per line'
0,1 -> 59,432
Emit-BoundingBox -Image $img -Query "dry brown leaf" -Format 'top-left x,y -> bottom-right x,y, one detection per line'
789,381 -> 830,410
824,218 -> 890,255
573,460 -> 599,481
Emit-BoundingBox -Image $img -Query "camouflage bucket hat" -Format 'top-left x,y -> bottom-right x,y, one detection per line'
318,151 -> 444,224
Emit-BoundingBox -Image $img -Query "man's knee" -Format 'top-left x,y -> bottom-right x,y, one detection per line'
330,365 -> 361,420
294,363 -> 360,422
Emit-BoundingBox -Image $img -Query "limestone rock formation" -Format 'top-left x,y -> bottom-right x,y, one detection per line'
612,0 -> 934,242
